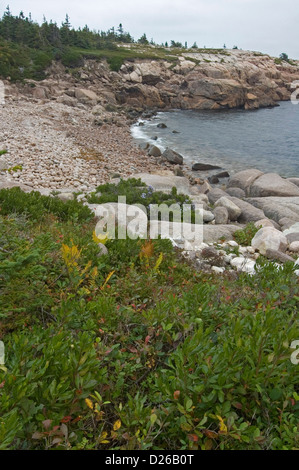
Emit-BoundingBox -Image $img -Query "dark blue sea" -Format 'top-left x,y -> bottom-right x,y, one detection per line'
131,101 -> 299,177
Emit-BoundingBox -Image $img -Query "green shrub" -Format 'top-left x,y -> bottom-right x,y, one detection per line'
234,222 -> 260,246
61,49 -> 84,68
0,187 -> 93,222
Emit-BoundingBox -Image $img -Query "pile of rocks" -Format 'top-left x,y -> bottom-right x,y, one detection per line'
82,168 -> 299,275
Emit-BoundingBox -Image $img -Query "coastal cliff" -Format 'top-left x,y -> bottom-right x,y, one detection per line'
5,48 -> 299,112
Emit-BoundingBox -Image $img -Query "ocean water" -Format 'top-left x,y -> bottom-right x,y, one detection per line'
131,101 -> 299,178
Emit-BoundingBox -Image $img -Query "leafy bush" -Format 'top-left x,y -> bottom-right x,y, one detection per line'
234,222 -> 261,246
61,49 -> 84,68
0,187 -> 93,222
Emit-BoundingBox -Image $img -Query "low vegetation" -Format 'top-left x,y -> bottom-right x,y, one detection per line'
233,222 -> 260,246
87,178 -> 193,221
0,185 -> 298,450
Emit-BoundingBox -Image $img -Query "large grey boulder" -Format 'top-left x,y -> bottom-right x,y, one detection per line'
213,206 -> 229,224
197,180 -> 212,194
150,221 -> 242,248
227,169 -> 263,195
254,218 -> 275,229
56,95 -> 78,107
131,173 -> 193,195
249,173 -> 299,197
251,227 -> 288,255
246,197 -> 299,223
226,187 -> 246,199
283,223 -> 299,244
202,224 -> 243,244
228,196 -> 265,222
192,162 -> 221,171
75,88 -> 99,103
215,196 -> 242,221
162,148 -> 184,165
148,145 -> 162,157
207,188 -> 228,204
288,178 -> 299,188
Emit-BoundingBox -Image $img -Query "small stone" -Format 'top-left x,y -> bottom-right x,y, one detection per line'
162,148 -> 183,165
230,257 -> 256,274
201,246 -> 218,259
215,171 -> 230,179
157,123 -> 167,128
212,266 -> 225,274
208,175 -> 219,184
173,165 -> 185,177
265,249 -> 294,263
289,241 -> 299,252
202,210 -> 215,223
57,192 -> 74,202
97,243 -> 108,257
224,253 -> 237,264
192,163 -> 221,171
227,240 -> 239,247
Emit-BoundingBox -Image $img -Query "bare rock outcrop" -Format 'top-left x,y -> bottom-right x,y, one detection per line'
10,49 -> 299,113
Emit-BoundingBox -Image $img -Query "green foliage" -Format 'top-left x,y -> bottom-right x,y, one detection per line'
138,34 -> 149,45
0,187 -> 93,222
233,222 -> 260,246
61,48 -> 83,68
0,149 -> 8,155
279,53 -> 289,62
0,187 -> 298,450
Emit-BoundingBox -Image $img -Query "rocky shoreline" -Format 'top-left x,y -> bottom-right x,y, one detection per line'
91,169 -> 299,274
0,97 -> 177,193
1,57 -> 299,277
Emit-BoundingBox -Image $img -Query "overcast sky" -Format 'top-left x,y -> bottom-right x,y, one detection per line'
1,0 -> 299,58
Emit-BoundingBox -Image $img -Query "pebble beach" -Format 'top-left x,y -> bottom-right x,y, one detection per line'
0,98 -> 166,192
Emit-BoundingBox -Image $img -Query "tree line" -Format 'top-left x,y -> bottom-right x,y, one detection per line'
0,6 -> 201,51
0,6 -> 136,50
